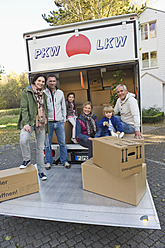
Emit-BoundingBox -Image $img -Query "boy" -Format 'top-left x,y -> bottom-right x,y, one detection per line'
99,105 -> 124,138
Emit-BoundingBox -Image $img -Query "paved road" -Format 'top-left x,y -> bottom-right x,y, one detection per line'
0,127 -> 165,248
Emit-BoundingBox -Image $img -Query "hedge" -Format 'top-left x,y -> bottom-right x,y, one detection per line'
142,111 -> 164,123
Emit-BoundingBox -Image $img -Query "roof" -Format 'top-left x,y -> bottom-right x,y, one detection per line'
141,72 -> 165,83
139,7 -> 165,15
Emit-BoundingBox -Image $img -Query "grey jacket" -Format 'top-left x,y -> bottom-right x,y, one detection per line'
44,88 -> 66,122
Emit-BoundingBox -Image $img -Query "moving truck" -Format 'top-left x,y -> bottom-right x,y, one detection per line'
0,13 -> 160,229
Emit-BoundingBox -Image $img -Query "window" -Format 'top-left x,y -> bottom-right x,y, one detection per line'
141,24 -> 148,40
150,51 -> 157,67
142,51 -> 157,69
141,21 -> 156,40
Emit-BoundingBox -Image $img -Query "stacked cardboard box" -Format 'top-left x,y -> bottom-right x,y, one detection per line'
81,136 -> 146,205
0,164 -> 39,202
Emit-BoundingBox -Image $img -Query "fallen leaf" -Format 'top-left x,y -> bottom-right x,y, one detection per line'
162,199 -> 165,202
5,236 -> 11,241
114,245 -> 121,248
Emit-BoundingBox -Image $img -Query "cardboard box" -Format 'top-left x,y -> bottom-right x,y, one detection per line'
0,164 -> 39,202
93,136 -> 145,178
93,105 -> 104,121
88,69 -> 103,91
64,90 -> 88,106
102,69 -> 135,90
59,71 -> 88,91
52,121 -> 72,144
91,90 -> 111,106
124,133 -> 145,145
81,158 -> 146,206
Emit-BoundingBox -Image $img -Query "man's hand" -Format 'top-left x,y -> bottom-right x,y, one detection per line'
134,131 -> 143,139
24,125 -> 31,133
88,137 -> 93,141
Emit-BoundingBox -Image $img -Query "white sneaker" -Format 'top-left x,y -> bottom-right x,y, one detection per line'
20,160 -> 31,169
63,161 -> 71,169
71,138 -> 78,144
111,131 -> 118,137
38,172 -> 47,181
45,163 -> 51,170
119,132 -> 125,138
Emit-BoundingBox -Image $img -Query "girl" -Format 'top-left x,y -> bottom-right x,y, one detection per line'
66,92 -> 78,144
99,105 -> 124,138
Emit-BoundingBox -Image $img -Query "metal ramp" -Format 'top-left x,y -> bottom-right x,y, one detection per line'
0,164 -> 160,229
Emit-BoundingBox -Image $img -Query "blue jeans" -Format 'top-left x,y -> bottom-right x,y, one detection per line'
44,122 -> 68,164
115,116 -> 135,134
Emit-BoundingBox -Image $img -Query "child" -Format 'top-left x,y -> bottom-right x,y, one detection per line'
99,105 -> 124,138
66,92 -> 78,144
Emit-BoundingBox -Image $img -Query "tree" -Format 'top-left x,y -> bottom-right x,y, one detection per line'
0,72 -> 28,109
42,0 -> 147,26
0,65 -> 5,80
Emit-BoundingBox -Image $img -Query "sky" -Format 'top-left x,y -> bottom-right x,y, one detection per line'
0,0 -> 165,75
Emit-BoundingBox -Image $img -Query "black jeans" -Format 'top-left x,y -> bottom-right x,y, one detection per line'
78,139 -> 93,159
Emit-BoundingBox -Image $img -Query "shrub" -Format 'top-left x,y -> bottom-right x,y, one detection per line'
142,107 -> 164,123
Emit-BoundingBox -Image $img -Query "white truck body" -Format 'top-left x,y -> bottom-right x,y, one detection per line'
0,14 -> 160,229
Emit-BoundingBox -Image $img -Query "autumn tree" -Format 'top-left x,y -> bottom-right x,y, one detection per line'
42,0 -> 147,26
0,72 -> 28,109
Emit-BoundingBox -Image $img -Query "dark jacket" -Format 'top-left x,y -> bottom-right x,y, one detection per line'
66,101 -> 78,118
17,86 -> 48,133
99,116 -> 123,136
76,113 -> 101,142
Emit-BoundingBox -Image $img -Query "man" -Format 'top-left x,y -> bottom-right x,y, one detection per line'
44,74 -> 70,169
114,84 -> 143,139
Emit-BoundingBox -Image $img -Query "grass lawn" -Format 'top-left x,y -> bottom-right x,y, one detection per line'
0,115 -> 20,145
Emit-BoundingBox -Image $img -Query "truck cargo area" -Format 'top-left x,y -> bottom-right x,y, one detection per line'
0,160 -> 160,229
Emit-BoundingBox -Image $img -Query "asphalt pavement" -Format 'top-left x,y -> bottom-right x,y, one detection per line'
0,126 -> 165,248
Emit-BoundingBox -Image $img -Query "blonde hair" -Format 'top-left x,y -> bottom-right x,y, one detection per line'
103,105 -> 114,116
83,101 -> 93,109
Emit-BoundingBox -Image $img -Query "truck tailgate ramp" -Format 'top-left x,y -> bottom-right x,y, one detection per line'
0,164 -> 160,229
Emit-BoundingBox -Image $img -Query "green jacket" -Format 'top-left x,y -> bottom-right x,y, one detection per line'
17,86 -> 48,133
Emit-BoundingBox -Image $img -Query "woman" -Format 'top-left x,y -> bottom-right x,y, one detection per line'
76,101 -> 101,158
18,74 -> 48,181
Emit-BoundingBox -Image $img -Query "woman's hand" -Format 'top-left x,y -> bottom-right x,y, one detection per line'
88,137 -> 93,141
24,125 -> 31,133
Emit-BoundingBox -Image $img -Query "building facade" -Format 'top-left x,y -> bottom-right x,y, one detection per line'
139,8 -> 165,111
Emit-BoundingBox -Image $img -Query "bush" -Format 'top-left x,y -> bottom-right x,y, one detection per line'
142,107 -> 164,123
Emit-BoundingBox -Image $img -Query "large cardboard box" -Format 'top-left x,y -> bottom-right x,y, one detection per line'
52,121 -> 72,144
91,90 -> 111,106
59,71 -> 88,91
64,89 -> 88,106
102,69 -> 135,93
93,136 -> 145,178
82,158 -> 146,206
0,164 -> 39,202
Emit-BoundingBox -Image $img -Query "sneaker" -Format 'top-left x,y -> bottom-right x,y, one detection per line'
71,138 -> 78,144
63,161 -> 71,169
119,132 -> 125,138
111,131 -> 118,138
38,172 -> 47,181
45,163 -> 51,170
20,160 -> 31,169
